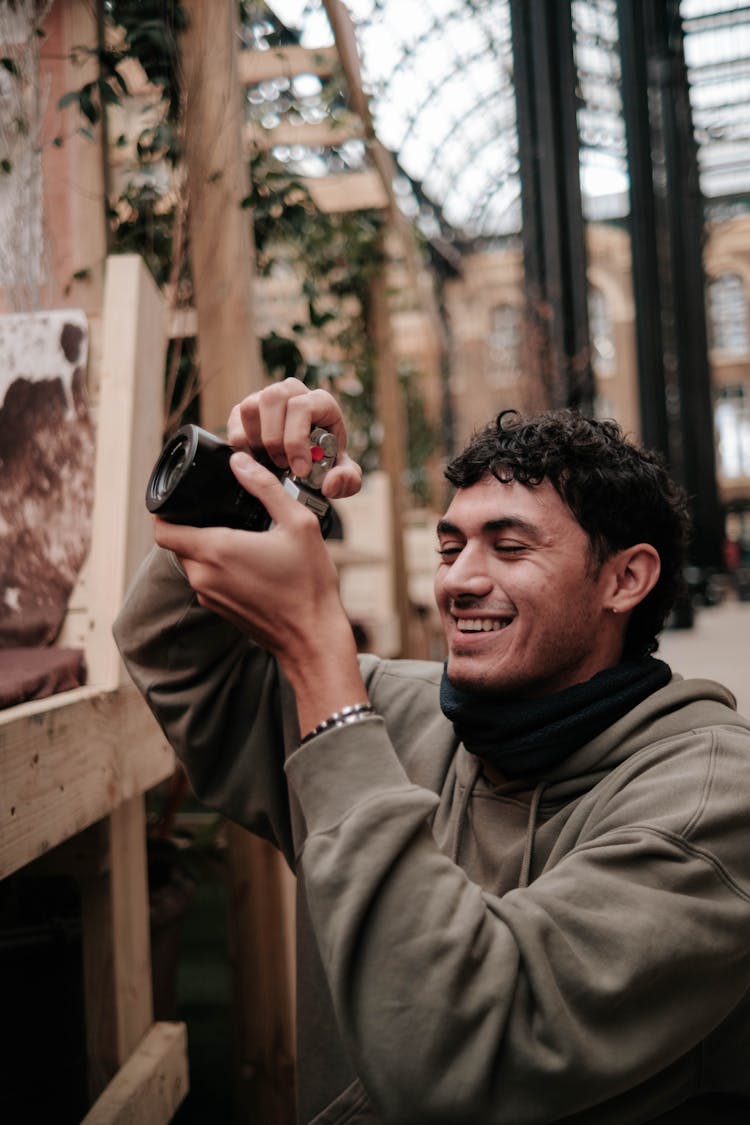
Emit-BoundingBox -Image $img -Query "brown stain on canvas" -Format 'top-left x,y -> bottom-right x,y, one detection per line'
0,320 -> 95,647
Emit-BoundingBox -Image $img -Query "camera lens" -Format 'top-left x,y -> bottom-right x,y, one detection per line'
146,424 -> 269,529
154,436 -> 189,501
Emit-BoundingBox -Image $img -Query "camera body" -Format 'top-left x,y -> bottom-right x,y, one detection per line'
145,424 -> 337,535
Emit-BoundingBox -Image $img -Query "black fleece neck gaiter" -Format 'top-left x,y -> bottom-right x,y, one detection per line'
440,657 -> 672,779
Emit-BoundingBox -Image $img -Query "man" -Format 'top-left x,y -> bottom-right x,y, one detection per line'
115,377 -> 750,1124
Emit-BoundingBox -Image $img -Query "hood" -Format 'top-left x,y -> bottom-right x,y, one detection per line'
537,674 -> 749,804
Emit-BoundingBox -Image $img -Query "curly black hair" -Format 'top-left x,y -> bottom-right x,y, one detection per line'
444,409 -> 691,658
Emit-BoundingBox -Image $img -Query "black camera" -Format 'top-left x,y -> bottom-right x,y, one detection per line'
145,423 -> 337,535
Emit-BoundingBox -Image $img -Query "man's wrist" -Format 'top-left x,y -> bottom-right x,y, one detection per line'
299,702 -> 377,745
280,615 -> 369,737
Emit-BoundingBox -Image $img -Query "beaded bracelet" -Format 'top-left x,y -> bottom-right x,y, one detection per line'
299,703 -> 377,745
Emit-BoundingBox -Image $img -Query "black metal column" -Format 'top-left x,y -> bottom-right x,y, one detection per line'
510,0 -> 594,413
618,0 -> 723,568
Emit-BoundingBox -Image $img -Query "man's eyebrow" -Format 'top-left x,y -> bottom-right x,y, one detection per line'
436,516 -> 541,538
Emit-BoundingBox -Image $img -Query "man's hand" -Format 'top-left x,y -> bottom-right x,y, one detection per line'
153,379 -> 369,733
227,377 -> 362,500
153,457 -> 342,653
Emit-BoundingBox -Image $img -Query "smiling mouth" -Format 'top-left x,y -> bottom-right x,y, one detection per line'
455,618 -> 511,633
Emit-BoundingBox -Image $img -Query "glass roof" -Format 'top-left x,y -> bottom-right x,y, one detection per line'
261,0 -> 750,238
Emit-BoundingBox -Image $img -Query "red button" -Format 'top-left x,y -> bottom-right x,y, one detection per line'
310,444 -> 324,462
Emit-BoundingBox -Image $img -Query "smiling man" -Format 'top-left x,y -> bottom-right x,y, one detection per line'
435,475 -> 650,697
115,380 -> 750,1125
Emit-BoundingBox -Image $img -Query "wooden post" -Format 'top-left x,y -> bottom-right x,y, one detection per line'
78,798 -> 154,1100
81,1023 -> 188,1125
180,0 -> 264,432
60,0 -> 108,317
180,8 -> 297,1118
369,249 -> 413,657
86,254 -> 167,688
225,826 -> 297,1125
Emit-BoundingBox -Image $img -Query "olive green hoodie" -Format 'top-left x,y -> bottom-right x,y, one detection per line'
115,547 -> 750,1124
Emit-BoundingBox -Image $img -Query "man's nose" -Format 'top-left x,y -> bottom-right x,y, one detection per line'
441,545 -> 493,599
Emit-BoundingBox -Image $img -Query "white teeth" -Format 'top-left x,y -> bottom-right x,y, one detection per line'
456,618 -> 508,632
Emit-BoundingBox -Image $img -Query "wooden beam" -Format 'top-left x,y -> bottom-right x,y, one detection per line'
320,0 -> 446,337
226,826 -> 297,1125
83,255 -> 167,686
61,0 -> 108,315
239,44 -> 339,86
181,11 -> 299,1120
320,0 -> 370,124
245,116 -> 364,152
78,797 -> 154,1096
303,169 -> 388,213
0,683 -> 174,879
81,1023 -> 188,1125
181,0 -> 264,432
169,305 -> 199,340
369,256 -> 413,657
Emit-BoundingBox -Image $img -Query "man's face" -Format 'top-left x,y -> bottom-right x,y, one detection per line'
435,475 -> 619,698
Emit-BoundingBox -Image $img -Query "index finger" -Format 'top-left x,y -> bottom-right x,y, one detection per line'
153,515 -> 230,563
283,389 -> 350,477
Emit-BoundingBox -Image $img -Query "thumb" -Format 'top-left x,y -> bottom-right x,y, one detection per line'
229,451 -> 301,525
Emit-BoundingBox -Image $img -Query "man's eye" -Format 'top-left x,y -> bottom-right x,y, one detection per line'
495,544 -> 525,555
437,545 -> 462,559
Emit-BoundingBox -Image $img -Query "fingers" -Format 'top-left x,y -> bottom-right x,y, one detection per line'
229,450 -> 341,526
153,515 -> 228,563
321,454 -> 363,500
226,377 -> 356,482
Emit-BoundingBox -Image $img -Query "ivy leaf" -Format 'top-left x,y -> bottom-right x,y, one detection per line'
79,85 -> 99,123
97,78 -> 122,107
261,332 -> 306,380
58,90 -> 82,111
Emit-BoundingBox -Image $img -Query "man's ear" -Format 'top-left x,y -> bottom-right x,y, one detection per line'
605,544 -> 661,614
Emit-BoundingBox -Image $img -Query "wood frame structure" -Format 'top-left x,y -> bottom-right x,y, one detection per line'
0,255 -> 188,1123
1,3 -> 446,1120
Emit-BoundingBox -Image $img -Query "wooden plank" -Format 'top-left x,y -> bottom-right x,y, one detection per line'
245,116 -> 364,152
239,44 -> 339,86
60,0 -> 108,315
303,169 -> 388,213
79,797 -> 154,1096
369,259 -> 412,657
81,1022 -> 189,1125
320,0 -> 371,125
226,825 -> 296,1125
83,255 -> 167,687
168,305 -> 199,340
0,683 -> 174,879
320,1 -> 447,336
181,0 -> 264,432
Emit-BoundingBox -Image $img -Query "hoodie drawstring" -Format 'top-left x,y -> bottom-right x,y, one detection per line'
452,758 -> 483,864
519,781 -> 547,889
451,764 -> 547,889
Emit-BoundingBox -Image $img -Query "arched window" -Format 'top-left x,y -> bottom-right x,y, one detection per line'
488,304 -> 521,387
707,274 -> 750,356
715,385 -> 750,480
587,286 -> 615,376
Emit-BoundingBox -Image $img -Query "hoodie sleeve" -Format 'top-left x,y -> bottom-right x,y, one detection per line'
284,715 -> 750,1124
113,546 -> 298,865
